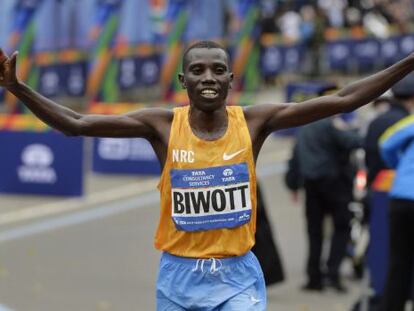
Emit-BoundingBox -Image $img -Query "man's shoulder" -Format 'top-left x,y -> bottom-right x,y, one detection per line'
142,107 -> 174,119
241,102 -> 288,119
128,107 -> 174,129
371,108 -> 408,129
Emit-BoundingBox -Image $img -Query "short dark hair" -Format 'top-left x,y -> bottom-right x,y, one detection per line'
182,40 -> 229,71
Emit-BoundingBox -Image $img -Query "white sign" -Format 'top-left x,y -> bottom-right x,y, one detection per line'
18,144 -> 57,184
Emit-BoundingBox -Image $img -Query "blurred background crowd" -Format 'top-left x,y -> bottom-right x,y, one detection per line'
1,1 -> 414,310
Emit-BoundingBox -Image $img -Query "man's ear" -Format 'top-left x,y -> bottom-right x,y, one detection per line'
229,72 -> 234,89
178,73 -> 186,89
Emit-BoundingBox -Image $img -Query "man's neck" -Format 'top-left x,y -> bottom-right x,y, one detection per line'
188,105 -> 228,141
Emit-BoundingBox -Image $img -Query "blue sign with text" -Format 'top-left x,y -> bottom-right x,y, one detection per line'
92,137 -> 160,175
0,130 -> 84,196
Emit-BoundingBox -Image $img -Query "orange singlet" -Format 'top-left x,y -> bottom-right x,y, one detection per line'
155,106 -> 257,258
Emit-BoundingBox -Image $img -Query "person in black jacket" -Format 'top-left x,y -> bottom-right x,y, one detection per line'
286,116 -> 362,292
364,86 -> 413,189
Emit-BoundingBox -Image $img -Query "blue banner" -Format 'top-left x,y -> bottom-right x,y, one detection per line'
399,34 -> 414,57
283,44 -> 305,71
38,65 -> 61,97
0,131 -> 84,196
118,55 -> 161,90
352,38 -> 380,71
92,138 -> 160,175
260,45 -> 283,76
260,43 -> 305,77
38,62 -> 87,97
62,62 -> 88,97
326,39 -> 352,71
326,34 -> 414,72
381,36 -> 403,66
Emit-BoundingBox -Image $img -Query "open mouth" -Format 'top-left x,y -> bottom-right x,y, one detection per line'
200,88 -> 218,99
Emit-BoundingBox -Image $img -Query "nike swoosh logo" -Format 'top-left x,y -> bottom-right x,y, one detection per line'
250,296 -> 261,303
223,148 -> 246,160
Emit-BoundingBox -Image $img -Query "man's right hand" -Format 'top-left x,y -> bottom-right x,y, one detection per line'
0,49 -> 18,88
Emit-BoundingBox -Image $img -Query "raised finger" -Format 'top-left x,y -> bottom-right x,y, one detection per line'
10,51 -> 18,71
0,48 -> 9,64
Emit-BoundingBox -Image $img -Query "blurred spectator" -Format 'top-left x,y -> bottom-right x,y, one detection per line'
277,5 -> 302,42
300,4 -> 327,76
345,6 -> 362,28
351,68 -> 414,311
362,8 -> 390,39
318,0 -> 346,27
285,116 -> 362,292
300,5 -> 316,44
378,73 -> 414,311
364,93 -> 411,189
259,0 -> 279,34
357,95 -> 392,137
384,0 -> 414,33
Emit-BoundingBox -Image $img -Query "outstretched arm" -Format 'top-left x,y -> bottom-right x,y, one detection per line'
246,53 -> 414,136
0,49 -> 171,139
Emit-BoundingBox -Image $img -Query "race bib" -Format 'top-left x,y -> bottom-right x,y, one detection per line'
170,163 -> 252,231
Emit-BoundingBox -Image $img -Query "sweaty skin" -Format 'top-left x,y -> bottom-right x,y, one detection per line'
1,47 -> 414,169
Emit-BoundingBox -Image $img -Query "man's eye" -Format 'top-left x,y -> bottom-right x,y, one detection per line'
215,67 -> 225,74
191,68 -> 202,74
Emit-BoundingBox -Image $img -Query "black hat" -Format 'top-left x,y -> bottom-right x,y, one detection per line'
391,72 -> 414,98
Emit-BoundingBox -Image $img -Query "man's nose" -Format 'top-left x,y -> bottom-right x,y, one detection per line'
202,70 -> 216,83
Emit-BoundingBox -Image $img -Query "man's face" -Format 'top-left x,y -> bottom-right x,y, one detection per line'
179,47 -> 233,112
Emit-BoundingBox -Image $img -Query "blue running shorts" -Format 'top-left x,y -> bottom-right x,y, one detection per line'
156,251 -> 266,311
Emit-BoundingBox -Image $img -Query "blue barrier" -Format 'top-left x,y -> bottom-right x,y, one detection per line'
92,137 -> 160,175
326,34 -> 414,72
261,34 -> 414,75
0,130 -> 84,196
367,190 -> 390,296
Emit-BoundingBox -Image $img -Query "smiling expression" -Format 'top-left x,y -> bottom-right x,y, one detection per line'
179,47 -> 233,112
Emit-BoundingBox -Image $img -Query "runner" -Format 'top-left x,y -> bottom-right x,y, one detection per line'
1,41 -> 414,310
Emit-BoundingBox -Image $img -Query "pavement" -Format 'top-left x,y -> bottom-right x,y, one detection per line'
0,88 -> 366,311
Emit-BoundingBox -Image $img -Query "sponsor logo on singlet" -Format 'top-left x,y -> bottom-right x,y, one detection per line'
170,163 -> 251,231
